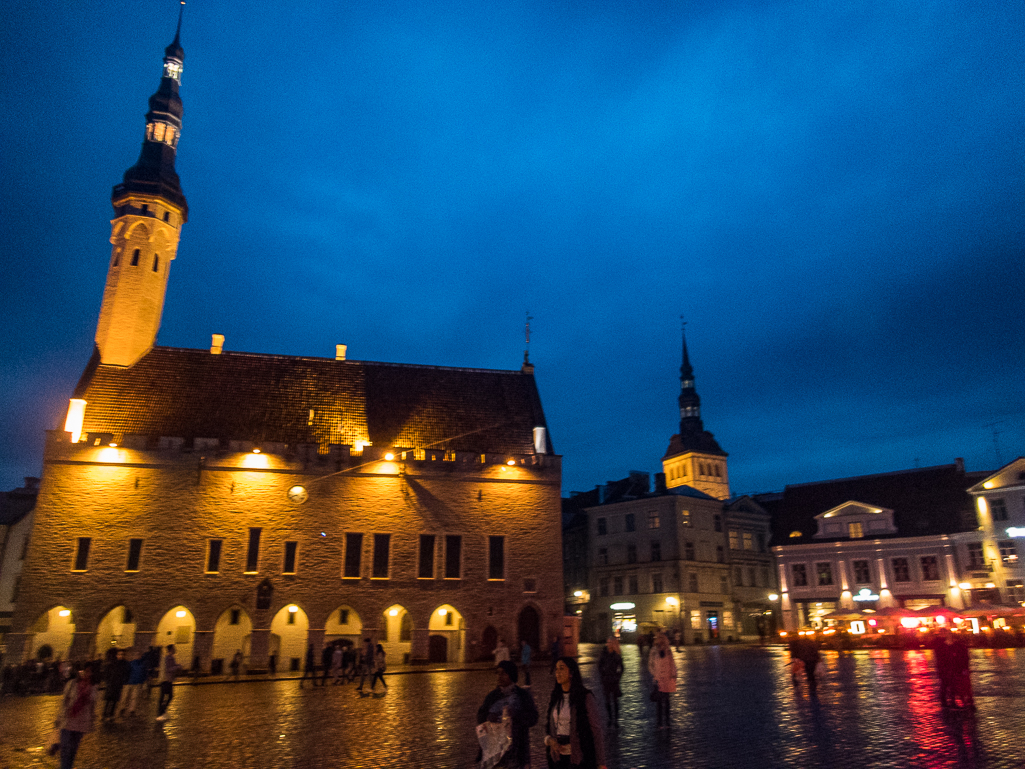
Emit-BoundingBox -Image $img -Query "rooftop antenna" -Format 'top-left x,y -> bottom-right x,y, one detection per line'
174,1 -> 185,42
524,312 -> 533,365
984,421 -> 1005,466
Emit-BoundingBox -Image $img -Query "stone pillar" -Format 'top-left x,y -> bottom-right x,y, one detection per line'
411,627 -> 430,662
248,628 -> 270,673
3,632 -> 31,664
192,630 -> 214,674
132,630 -> 157,657
70,632 -> 96,662
307,627 -> 325,658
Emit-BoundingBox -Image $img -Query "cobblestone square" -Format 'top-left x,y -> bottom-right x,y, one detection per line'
3,644 -> 1025,768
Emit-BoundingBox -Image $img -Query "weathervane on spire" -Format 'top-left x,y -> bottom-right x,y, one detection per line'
524,312 -> 534,364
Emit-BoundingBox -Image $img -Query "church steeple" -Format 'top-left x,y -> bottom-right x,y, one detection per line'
662,322 -> 730,500
95,6 -> 189,367
678,323 -> 702,436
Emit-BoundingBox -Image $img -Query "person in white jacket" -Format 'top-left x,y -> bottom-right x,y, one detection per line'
647,633 -> 677,729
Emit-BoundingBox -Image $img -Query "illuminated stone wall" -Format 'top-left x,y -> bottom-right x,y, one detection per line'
94,196 -> 184,367
8,431 -> 563,669
662,452 -> 731,501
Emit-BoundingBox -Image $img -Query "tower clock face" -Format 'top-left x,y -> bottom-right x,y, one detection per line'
287,485 -> 308,504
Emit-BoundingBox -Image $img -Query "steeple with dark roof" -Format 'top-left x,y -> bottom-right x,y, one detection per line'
112,3 -> 188,218
662,324 -> 729,499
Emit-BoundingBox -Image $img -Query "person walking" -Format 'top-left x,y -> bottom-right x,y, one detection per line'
119,652 -> 147,717
331,642 -> 345,685
597,637 -> 624,727
495,639 -> 511,664
476,660 -> 538,769
794,636 -> 821,696
647,633 -> 677,729
544,657 -> 606,769
357,638 -> 375,691
229,650 -> 243,681
155,645 -> 181,722
932,629 -> 974,710
53,663 -> 98,769
370,644 -> 388,691
300,644 -> 317,688
102,649 -> 130,721
519,641 -> 533,687
320,641 -> 333,687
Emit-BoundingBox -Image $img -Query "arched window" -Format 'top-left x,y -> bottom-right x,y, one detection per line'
130,249 -> 140,266
112,250 -> 120,267
152,254 -> 160,272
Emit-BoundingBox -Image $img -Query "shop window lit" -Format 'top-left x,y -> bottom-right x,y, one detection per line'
816,562 -> 833,586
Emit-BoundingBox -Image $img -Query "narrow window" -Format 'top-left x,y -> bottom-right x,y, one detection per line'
681,509 -> 691,527
892,558 -> 910,582
343,533 -> 363,578
742,532 -> 754,550
652,573 -> 663,593
597,517 -> 607,536
729,531 -> 739,550
716,545 -> 724,563
230,608 -> 241,625
626,544 -> 637,564
206,539 -> 223,573
372,534 -> 390,579
599,577 -> 609,596
126,538 -> 143,571
523,578 -> 537,593
816,562 -> 833,586
245,528 -> 261,573
648,512 -> 660,529
714,515 -> 723,532
650,541 -> 661,562
339,609 -> 349,624
613,576 -> 623,595
488,535 -> 505,580
72,537 -> 91,571
283,541 -> 298,574
920,555 -> 940,581
163,211 -> 170,222
684,541 -> 695,560
628,575 -> 639,594
625,514 -> 635,532
853,560 -> 871,583
720,575 -> 729,593
418,534 -> 435,579
598,547 -> 608,566
130,249 -> 140,266
141,204 -> 149,214
112,251 -> 120,267
445,535 -> 462,579
688,572 -> 699,593
792,564 -> 808,587
991,499 -> 1009,521
152,254 -> 160,272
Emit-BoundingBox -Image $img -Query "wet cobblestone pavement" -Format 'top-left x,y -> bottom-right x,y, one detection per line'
3,644 -> 1025,768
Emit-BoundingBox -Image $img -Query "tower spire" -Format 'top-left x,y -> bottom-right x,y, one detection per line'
521,312 -> 535,373
94,11 -> 190,367
678,317 -> 702,436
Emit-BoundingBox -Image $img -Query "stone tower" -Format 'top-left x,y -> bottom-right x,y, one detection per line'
94,11 -> 188,367
661,327 -> 731,499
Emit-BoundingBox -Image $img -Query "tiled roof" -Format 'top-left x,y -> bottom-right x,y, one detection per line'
72,346 -> 552,455
758,463 -> 987,547
663,430 -> 726,459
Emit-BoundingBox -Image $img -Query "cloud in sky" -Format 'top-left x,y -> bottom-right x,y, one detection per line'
1,0 -> 1022,494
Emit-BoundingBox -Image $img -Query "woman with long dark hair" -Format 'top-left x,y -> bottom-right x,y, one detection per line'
53,663 -> 99,769
543,657 -> 606,769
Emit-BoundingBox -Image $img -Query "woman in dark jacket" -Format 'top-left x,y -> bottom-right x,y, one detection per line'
596,637 -> 624,726
544,657 -> 607,769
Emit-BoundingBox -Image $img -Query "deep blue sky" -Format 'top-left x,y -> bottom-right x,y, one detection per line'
2,1 -> 1023,496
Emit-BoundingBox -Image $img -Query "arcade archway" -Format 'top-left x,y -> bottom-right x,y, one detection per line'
211,606 -> 253,674
95,605 -> 136,655
155,606 -> 196,669
427,604 -> 465,663
325,605 -> 363,646
382,604 -> 412,665
29,606 -> 75,661
269,604 -> 309,672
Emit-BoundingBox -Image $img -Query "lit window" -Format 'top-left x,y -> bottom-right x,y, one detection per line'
418,535 -> 435,579
72,537 -> 91,572
681,510 -> 691,528
789,530 -> 802,539
848,522 -> 864,539
488,536 -> 505,580
372,534 -> 390,579
648,512 -> 660,529
245,528 -> 261,573
743,532 -> 754,550
729,531 -> 740,550
816,562 -> 833,586
283,541 -> 298,574
206,539 -> 222,573
999,540 -> 1018,564
343,533 -> 363,579
126,538 -> 143,572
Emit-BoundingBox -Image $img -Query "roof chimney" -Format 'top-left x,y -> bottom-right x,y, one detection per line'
210,334 -> 224,355
955,457 -> 965,473
336,344 -> 347,361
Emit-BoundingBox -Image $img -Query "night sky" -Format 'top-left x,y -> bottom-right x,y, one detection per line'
2,1 -> 1023,497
